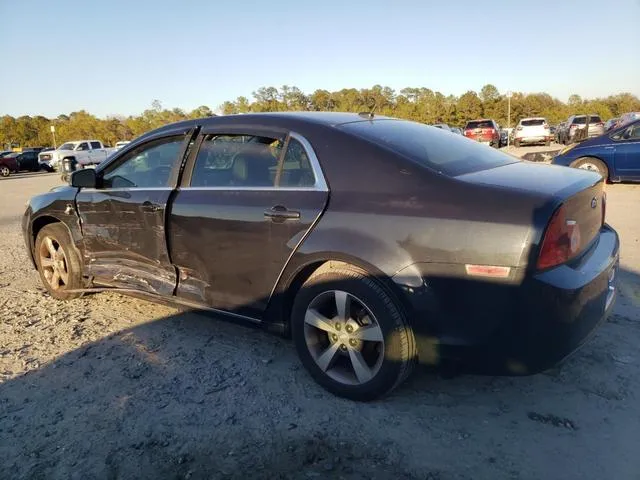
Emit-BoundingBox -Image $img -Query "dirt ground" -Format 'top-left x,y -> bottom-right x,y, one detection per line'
1,161 -> 639,479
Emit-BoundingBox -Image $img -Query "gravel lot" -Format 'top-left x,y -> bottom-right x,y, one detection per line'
1,159 -> 639,479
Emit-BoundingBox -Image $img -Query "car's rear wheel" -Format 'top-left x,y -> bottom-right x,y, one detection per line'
35,223 -> 83,300
0,165 -> 10,177
571,157 -> 609,180
291,263 -> 417,401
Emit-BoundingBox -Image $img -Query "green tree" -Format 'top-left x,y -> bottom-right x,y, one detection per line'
456,91 -> 483,124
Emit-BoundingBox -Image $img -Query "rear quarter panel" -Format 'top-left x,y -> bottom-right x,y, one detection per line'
276,128 -> 551,287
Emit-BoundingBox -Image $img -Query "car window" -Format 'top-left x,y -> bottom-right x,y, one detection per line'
628,123 -> 640,140
340,119 -> 517,176
76,142 -> 89,151
191,134 -> 283,188
465,120 -> 494,129
90,141 -> 102,149
521,119 -> 546,126
102,135 -> 184,189
278,138 -> 316,187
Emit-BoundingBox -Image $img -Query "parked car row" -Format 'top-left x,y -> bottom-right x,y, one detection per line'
0,149 -> 54,177
38,140 -> 116,172
22,112 -> 620,400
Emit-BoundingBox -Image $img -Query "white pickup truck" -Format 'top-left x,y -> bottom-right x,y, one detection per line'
38,140 -> 116,170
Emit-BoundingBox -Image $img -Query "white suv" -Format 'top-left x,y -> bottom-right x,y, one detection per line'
513,118 -> 552,147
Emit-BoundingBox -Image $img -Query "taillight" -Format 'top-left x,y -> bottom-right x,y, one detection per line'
537,205 -> 582,270
464,129 -> 472,136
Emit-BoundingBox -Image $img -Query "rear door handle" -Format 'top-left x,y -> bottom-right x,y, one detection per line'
142,201 -> 162,212
264,206 -> 300,220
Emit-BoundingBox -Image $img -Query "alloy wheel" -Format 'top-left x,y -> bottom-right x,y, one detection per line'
0,166 -> 9,177
578,162 -> 600,173
303,290 -> 385,385
38,236 -> 69,290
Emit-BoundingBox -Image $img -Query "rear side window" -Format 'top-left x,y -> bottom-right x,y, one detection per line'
465,120 -> 494,129
521,119 -> 546,126
340,119 -> 517,176
90,141 -> 102,149
191,134 -> 283,188
278,138 -> 316,187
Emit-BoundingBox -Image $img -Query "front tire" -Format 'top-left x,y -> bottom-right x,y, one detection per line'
35,223 -> 84,300
0,165 -> 10,177
291,263 -> 417,401
571,157 -> 609,180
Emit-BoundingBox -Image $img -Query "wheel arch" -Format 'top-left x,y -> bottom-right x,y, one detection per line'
264,252 -> 415,338
29,215 -> 83,270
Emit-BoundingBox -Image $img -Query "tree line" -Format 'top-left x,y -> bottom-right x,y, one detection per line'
2,86 -> 639,149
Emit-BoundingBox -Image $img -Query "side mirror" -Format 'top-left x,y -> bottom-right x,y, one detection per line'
70,168 -> 97,188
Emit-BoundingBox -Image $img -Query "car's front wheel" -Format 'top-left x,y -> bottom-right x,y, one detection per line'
0,165 -> 10,177
291,263 -> 417,401
35,223 -> 84,300
571,157 -> 609,180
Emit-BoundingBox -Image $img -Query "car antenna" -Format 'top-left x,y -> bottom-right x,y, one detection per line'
358,103 -> 377,120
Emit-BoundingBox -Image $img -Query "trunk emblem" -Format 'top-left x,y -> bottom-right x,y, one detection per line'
591,197 -> 597,209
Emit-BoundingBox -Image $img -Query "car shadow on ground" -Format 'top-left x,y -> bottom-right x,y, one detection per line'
1,268 -> 639,479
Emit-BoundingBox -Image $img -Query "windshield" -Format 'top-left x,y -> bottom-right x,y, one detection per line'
58,142 -> 76,150
339,119 -> 517,176
521,119 -> 546,126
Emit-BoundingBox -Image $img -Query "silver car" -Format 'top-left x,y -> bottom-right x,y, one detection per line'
563,115 -> 605,144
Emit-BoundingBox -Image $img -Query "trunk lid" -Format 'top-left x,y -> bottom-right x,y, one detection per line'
458,161 -> 605,259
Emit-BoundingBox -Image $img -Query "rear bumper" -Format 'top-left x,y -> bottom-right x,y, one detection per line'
401,225 -> 619,374
515,135 -> 550,144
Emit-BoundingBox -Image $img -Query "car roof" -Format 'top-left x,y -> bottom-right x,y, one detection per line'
210,112 -> 392,126
141,112 -> 396,141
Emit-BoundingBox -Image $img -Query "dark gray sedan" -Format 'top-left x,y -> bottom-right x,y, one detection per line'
22,112 -> 619,400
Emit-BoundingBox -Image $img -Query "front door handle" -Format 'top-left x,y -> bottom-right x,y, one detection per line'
264,205 -> 300,221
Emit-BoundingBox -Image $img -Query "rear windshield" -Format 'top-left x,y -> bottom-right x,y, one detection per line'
339,119 -> 517,176
573,116 -> 602,125
465,120 -> 493,129
521,119 -> 545,126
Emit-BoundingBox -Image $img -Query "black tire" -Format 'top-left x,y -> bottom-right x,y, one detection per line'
34,223 -> 84,300
570,157 -> 609,180
0,165 -> 10,177
291,262 -> 417,401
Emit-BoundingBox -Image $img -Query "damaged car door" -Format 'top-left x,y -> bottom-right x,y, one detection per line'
75,132 -> 193,295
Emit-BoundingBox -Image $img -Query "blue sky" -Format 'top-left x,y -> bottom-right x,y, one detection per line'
1,0 -> 639,117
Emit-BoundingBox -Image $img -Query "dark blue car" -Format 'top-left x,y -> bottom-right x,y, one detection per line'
552,119 -> 640,182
